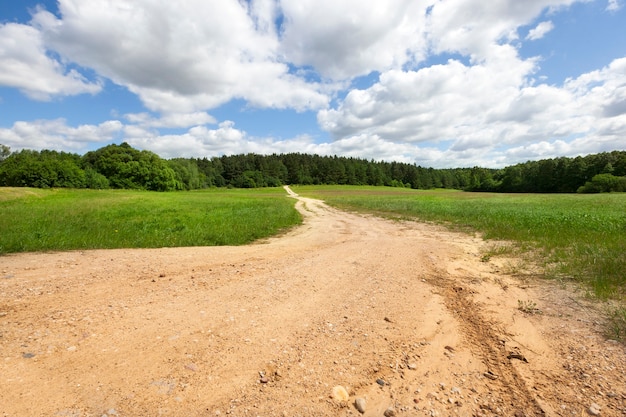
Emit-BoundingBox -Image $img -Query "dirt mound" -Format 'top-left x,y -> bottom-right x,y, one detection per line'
1,187 -> 625,416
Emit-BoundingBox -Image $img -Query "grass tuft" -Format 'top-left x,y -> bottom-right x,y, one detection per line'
606,307 -> 626,342
518,300 -> 542,315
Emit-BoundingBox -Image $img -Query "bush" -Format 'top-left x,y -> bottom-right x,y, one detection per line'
0,149 -> 85,188
82,142 -> 182,191
84,168 -> 110,189
578,174 -> 626,193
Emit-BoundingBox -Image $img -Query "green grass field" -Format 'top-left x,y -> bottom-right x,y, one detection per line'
293,186 -> 626,301
0,187 -> 301,254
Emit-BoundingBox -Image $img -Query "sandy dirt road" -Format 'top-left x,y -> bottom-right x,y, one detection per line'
1,187 -> 625,417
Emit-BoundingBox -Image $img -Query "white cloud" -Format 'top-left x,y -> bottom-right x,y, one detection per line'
30,0 -> 328,113
125,121 -> 249,158
125,121 -> 322,159
606,0 -> 622,11
425,0 -> 577,59
0,119 -> 122,151
124,112 -> 217,129
526,21 -> 554,40
279,0 -> 428,80
319,45 -> 536,143
318,54 -> 626,167
0,22 -> 102,100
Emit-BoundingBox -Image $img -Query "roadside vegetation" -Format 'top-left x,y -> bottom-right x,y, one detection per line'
0,187 -> 300,254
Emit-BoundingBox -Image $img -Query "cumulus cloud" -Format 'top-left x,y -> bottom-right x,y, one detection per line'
425,0 -> 576,59
319,45 -> 536,142
125,120 -> 321,159
279,0 -> 428,80
0,22 -> 102,100
0,119 -> 122,151
30,0 -> 328,113
526,21 -> 554,40
319,54 -> 626,167
124,112 -> 217,129
606,0 -> 622,11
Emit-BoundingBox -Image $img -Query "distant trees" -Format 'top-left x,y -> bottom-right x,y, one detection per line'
0,149 -> 86,188
191,153 -> 476,190
0,141 -> 625,193
0,143 -> 180,191
490,151 -> 626,193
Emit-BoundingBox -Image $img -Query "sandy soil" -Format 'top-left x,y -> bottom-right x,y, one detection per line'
1,186 -> 625,417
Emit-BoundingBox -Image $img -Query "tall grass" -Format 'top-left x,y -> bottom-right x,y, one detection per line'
0,187 -> 301,254
294,186 -> 626,300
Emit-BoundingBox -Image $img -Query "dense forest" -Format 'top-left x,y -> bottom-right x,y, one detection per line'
0,142 -> 625,193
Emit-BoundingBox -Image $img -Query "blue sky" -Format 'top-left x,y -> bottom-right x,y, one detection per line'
1,0 -> 625,168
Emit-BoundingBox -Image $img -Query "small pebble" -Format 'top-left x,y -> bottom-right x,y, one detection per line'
384,407 -> 396,417
331,385 -> 349,402
588,403 -> 601,415
426,392 -> 439,400
376,378 -> 385,386
355,397 -> 366,414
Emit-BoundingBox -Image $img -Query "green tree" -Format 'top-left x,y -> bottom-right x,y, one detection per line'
233,170 -> 264,188
0,149 -> 85,188
84,167 -> 110,189
578,174 -> 626,193
82,142 -> 181,191
168,158 -> 205,190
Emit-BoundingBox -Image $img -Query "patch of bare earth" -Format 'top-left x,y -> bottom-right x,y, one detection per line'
1,187 -> 625,417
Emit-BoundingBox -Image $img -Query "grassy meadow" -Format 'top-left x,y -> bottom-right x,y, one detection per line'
0,187 -> 301,254
293,186 -> 626,301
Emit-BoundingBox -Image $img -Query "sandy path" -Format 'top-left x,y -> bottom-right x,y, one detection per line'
1,187 -> 625,417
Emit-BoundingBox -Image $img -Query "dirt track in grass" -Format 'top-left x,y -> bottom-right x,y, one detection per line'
1,186 -> 625,416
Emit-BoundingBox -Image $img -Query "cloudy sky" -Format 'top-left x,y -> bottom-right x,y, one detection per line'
1,0 -> 625,168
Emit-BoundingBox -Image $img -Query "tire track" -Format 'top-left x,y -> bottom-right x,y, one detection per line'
426,274 -> 547,416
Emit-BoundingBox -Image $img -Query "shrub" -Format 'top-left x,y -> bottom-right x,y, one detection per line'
578,174 -> 626,193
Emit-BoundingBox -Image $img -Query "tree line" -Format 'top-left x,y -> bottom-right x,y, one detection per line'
0,142 -> 625,193
473,151 -> 626,193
